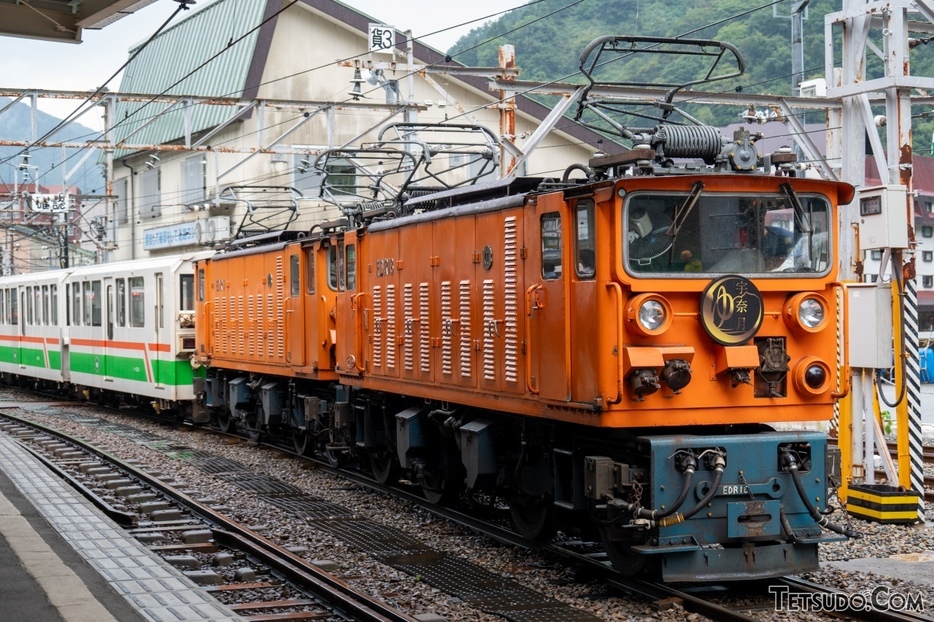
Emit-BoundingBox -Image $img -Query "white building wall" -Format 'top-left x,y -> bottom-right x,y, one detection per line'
109,3 -> 597,261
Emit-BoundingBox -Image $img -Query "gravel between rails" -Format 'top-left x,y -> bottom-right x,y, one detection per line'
4,393 -> 932,621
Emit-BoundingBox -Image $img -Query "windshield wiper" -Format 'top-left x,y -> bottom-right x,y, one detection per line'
667,181 -> 704,264
780,183 -> 811,234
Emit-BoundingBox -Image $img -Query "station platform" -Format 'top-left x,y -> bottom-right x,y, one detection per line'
0,427 -> 241,622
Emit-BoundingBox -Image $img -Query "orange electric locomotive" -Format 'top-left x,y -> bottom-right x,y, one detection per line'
193,37 -> 859,581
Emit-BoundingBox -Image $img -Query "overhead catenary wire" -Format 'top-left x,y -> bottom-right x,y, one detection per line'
148,0 -> 794,177
9,0 -> 782,189
4,0 -> 838,257
11,0 -> 587,193
0,0 -> 197,172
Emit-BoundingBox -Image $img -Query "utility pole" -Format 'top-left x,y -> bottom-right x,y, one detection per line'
58,221 -> 69,269
791,0 -> 810,96
826,0 -> 933,522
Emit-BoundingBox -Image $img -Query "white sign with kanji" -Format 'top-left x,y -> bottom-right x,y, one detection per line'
27,193 -> 71,213
368,23 -> 395,54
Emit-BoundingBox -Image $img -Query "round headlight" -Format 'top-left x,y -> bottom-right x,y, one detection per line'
784,292 -> 829,334
639,299 -> 667,331
627,293 -> 673,337
798,297 -> 825,329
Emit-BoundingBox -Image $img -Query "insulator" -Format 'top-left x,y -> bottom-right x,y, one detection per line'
653,124 -> 722,160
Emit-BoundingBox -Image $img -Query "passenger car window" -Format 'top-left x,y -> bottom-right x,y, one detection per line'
129,277 -> 145,328
91,281 -> 102,327
82,282 -> 92,326
116,279 -> 126,327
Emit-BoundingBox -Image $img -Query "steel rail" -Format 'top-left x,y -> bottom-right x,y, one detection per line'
0,411 -> 418,622
773,576 -> 933,622
9,403 -> 921,622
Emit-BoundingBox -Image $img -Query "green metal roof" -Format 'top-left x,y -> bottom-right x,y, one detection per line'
112,0 -> 268,156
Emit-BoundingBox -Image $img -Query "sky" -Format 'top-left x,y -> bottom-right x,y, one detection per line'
0,0 -> 527,129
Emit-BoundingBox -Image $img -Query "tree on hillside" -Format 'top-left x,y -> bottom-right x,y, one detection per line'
447,0 -> 934,155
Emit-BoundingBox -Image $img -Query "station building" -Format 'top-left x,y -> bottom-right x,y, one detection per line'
105,0 -> 610,262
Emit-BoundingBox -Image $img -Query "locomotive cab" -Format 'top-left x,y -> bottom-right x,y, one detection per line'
605,175 -> 845,412
564,167 -> 858,580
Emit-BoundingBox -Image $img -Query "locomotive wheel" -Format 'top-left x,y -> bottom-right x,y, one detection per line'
509,494 -> 557,541
599,528 -> 646,576
325,427 -> 351,467
292,428 -> 313,456
419,470 -> 451,505
244,407 -> 263,442
369,447 -> 398,485
217,409 -> 233,433
418,456 -> 461,505
325,446 -> 348,467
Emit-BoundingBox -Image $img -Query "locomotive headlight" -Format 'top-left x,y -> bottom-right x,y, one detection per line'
627,293 -> 672,337
792,356 -> 831,395
805,365 -> 827,387
798,298 -> 824,328
784,292 -> 828,334
640,300 -> 666,330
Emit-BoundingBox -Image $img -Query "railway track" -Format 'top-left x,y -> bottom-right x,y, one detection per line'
876,441 -> 934,466
0,412 -> 416,622
828,439 -> 934,502
772,576 -> 932,622
2,403 -> 930,622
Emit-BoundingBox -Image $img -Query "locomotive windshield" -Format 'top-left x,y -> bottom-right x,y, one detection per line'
624,189 -> 831,276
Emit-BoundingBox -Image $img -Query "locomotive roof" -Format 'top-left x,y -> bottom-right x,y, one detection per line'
402,177 -> 547,212
368,193 -> 528,234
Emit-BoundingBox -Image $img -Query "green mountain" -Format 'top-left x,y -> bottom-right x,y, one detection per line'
0,98 -> 106,194
448,0 -> 934,155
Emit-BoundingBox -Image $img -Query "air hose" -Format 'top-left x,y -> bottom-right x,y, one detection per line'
657,454 -> 725,527
782,450 -> 861,539
606,454 -> 696,525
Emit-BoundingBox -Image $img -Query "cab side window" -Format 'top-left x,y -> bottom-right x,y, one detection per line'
345,244 -> 356,291
328,241 -> 345,292
197,268 -> 205,303
305,248 -> 315,294
575,200 -> 596,279
290,255 -> 300,297
541,212 -> 562,279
